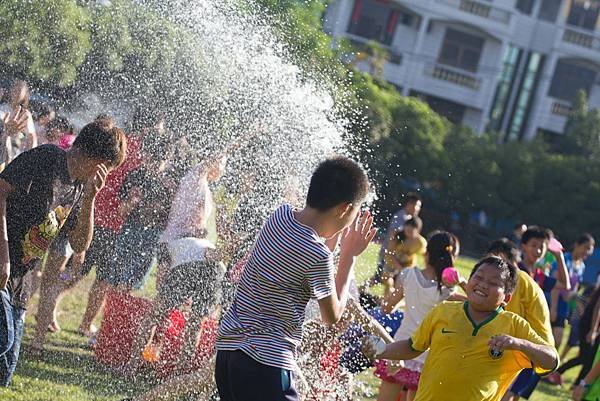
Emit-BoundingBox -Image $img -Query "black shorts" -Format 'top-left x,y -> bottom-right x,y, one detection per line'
215,350 -> 299,401
81,226 -> 118,282
551,318 -> 567,328
158,260 -> 224,316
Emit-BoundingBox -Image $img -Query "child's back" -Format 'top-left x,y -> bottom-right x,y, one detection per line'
215,157 -> 375,401
218,204 -> 334,370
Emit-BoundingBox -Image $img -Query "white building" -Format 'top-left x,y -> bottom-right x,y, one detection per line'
324,0 -> 600,142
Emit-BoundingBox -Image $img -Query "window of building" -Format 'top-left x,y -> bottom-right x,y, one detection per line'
438,28 -> 484,72
567,0 -> 600,30
347,0 -> 404,45
516,0 -> 535,15
538,0 -> 562,22
548,60 -> 597,102
489,45 -> 522,131
410,91 -> 466,125
507,52 -> 544,141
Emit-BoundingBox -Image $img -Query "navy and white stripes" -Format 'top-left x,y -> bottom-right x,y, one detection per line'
216,204 -> 335,370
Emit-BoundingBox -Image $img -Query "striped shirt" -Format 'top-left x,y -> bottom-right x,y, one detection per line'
216,204 -> 335,370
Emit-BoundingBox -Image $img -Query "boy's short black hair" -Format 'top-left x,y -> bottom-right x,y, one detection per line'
470,256 -> 518,295
73,120 -> 127,168
405,192 -> 421,204
521,225 -> 550,245
404,216 -> 423,231
486,238 -> 520,266
306,156 -> 369,211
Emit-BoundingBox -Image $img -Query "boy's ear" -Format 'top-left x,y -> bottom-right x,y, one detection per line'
502,292 -> 512,307
338,202 -> 353,218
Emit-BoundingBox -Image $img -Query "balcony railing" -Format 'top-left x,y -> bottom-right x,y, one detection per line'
551,101 -> 573,117
429,64 -> 481,90
561,27 -> 600,51
435,0 -> 512,24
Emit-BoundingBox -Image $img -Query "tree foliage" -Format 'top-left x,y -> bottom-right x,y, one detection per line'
562,90 -> 600,159
0,0 -> 91,87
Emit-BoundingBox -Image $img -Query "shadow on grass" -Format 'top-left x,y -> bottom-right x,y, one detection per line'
15,342 -> 157,399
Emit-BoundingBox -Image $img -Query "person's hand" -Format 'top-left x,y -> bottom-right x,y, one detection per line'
84,164 -> 109,197
2,106 -> 28,138
572,383 -> 587,401
488,335 -> 523,353
339,210 -> 377,258
361,335 -> 386,361
0,262 -> 9,290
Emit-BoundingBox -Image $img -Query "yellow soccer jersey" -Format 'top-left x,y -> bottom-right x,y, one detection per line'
410,301 -> 556,401
505,270 -> 554,345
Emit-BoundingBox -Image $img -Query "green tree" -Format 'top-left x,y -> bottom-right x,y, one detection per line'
0,0 -> 91,87
562,90 -> 600,159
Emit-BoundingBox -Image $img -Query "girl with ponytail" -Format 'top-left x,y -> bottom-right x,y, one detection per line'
374,231 -> 464,401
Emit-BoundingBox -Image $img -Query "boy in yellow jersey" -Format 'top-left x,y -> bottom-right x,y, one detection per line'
363,256 -> 558,401
487,238 -> 554,344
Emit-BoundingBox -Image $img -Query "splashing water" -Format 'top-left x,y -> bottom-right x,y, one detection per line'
69,1 -> 371,400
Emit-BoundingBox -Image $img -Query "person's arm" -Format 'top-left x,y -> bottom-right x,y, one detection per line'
550,249 -> 570,291
364,338 -> 423,361
549,287 -> 560,323
68,164 -> 109,253
573,357 -> 600,401
488,335 -> 557,371
318,211 -> 377,325
381,277 -> 404,315
0,179 -> 14,290
346,298 -> 394,344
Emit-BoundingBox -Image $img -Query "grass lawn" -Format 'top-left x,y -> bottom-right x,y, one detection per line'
0,244 -> 580,400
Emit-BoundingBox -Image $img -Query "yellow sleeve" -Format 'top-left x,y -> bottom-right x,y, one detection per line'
419,237 -> 427,255
525,281 -> 554,346
512,316 -> 558,375
410,304 -> 438,352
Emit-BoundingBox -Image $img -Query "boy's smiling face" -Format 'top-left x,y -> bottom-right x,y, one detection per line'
466,263 -> 511,312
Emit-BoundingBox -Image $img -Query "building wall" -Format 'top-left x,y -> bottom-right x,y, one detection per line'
326,0 -> 600,141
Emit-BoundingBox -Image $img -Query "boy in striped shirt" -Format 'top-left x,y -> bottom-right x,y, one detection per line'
215,157 -> 376,401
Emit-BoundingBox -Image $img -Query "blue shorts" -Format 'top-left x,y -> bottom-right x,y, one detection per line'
510,368 -> 540,398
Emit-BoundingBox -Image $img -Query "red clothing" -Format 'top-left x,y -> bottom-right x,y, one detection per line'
94,134 -> 142,233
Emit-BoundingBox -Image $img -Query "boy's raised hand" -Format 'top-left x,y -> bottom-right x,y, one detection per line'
2,106 -> 28,137
84,163 -> 109,197
340,210 -> 377,258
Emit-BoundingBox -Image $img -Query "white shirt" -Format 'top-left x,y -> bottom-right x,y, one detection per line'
159,163 -> 213,243
394,267 -> 451,365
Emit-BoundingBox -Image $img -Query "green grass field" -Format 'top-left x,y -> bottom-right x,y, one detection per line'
0,244 -> 579,400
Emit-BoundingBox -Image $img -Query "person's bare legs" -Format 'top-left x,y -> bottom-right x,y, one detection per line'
31,251 -> 69,352
553,326 -> 564,350
125,298 -> 170,375
176,311 -> 204,374
79,279 -> 109,335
